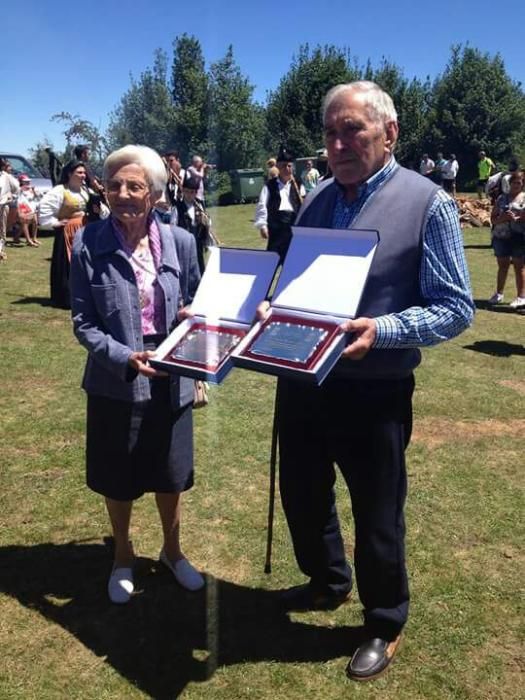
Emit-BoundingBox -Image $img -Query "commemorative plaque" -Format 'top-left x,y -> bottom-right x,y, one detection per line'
150,247 -> 280,383
232,225 -> 380,384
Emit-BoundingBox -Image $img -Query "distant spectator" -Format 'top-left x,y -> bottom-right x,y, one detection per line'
301,159 -> 321,193
488,170 -> 525,309
255,145 -> 304,264
73,144 -> 105,197
477,151 -> 495,198
419,153 -> 435,178
266,157 -> 279,181
434,152 -> 447,185
0,158 -> 20,260
164,151 -> 185,205
441,154 -> 459,196
175,173 -> 211,274
39,160 -> 90,308
187,155 -> 213,203
15,175 -> 40,247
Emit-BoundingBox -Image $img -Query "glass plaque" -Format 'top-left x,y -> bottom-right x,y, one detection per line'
170,327 -> 242,367
249,321 -> 328,365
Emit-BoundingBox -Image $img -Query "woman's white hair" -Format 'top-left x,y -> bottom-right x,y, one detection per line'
103,145 -> 167,199
322,81 -> 398,125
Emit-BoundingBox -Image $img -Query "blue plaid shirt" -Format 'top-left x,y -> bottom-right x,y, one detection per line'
332,158 -> 474,348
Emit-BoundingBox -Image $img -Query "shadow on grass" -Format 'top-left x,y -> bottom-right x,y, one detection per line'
464,340 -> 525,357
0,540 -> 363,699
473,299 -> 521,313
463,244 -> 492,250
11,296 -> 53,307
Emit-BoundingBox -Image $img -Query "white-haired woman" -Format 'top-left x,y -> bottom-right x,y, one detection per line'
70,145 -> 203,603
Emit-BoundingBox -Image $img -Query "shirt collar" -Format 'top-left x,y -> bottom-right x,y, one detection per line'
335,156 -> 398,201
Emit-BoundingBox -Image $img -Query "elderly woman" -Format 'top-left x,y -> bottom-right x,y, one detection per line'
70,145 -> 203,603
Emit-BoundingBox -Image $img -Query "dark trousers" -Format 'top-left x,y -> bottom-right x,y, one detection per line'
268,211 -> 295,265
277,373 -> 414,639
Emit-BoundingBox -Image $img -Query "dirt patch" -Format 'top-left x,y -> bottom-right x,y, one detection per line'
412,417 -> 525,448
499,380 -> 525,396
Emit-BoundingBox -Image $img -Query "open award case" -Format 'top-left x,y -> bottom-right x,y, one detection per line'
150,247 -> 280,383
232,226 -> 379,385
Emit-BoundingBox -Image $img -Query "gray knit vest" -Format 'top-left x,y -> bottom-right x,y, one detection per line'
295,166 -> 439,379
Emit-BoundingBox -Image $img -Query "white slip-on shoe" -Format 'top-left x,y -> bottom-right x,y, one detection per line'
159,550 -> 205,591
488,292 -> 504,304
108,566 -> 134,604
509,296 -> 525,309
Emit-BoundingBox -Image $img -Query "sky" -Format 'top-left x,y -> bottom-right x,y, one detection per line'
1,0 -> 524,158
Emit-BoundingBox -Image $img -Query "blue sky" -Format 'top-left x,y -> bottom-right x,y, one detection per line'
1,0 -> 524,158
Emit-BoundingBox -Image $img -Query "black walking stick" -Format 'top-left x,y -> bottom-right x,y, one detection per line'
264,383 -> 280,574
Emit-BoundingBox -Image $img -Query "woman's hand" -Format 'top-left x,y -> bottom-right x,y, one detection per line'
128,351 -> 167,377
176,305 -> 194,323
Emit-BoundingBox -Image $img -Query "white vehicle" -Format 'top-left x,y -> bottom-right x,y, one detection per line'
0,152 -> 53,198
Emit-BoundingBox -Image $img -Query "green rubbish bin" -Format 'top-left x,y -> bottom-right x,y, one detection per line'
229,169 -> 265,203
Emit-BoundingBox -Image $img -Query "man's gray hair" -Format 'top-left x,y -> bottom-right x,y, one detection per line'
322,81 -> 398,125
103,145 -> 167,199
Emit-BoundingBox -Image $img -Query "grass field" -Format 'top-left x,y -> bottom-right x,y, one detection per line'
0,207 -> 523,699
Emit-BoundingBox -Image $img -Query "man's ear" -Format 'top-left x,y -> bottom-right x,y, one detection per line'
384,120 -> 399,151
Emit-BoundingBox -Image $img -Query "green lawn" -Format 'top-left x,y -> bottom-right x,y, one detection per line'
0,209 -> 523,699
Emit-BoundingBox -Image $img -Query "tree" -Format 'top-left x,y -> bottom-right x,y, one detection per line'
265,45 -> 361,158
170,34 -> 209,164
107,49 -> 177,154
369,59 -> 433,167
28,138 -> 58,178
428,45 -> 525,183
208,46 -> 264,171
51,112 -> 107,164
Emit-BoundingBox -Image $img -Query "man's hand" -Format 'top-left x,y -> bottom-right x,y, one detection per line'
128,351 -> 167,378
340,317 -> 377,360
259,226 -> 269,240
176,304 -> 194,323
255,300 -> 271,321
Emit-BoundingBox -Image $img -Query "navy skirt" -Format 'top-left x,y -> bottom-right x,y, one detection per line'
86,373 -> 194,502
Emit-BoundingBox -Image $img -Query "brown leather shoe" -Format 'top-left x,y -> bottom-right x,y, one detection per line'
279,582 -> 351,612
346,635 -> 401,681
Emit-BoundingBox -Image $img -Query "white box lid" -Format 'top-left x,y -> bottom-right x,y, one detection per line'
272,226 -> 379,320
191,247 -> 279,324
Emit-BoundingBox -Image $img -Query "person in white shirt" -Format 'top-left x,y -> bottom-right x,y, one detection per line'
301,159 -> 321,193
0,159 -> 20,260
419,154 -> 435,178
254,146 -> 304,263
441,154 -> 459,195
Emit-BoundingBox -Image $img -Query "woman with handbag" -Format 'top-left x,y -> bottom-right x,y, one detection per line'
488,170 -> 525,309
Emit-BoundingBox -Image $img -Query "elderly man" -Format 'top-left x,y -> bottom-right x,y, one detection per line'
254,146 -> 304,264
271,82 -> 474,681
186,155 -> 211,203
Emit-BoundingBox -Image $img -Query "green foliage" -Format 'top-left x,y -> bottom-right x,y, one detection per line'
208,46 -> 265,171
171,34 -> 210,163
51,111 -> 107,166
265,44 -> 360,157
428,45 -> 525,183
107,49 -> 177,155
28,138 -> 59,178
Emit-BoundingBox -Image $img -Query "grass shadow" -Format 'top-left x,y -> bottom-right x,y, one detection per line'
463,244 -> 492,250
474,299 -> 520,313
11,296 -> 53,307
0,541 -> 363,698
463,340 -> 525,357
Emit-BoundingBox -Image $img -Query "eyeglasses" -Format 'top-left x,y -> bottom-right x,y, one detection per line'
105,179 -> 149,195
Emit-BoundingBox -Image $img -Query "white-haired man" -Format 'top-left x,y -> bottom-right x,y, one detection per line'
270,82 -> 474,681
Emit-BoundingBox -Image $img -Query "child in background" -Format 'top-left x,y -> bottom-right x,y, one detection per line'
15,174 -> 40,247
